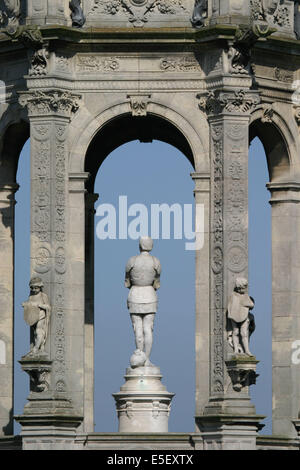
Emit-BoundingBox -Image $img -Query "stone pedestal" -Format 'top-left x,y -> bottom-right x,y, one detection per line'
15,354 -> 82,449
113,366 -> 174,433
197,355 -> 264,450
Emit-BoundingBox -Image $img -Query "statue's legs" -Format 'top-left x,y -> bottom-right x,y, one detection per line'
33,318 -> 47,353
240,318 -> 252,356
143,313 -> 155,363
130,313 -> 155,362
231,320 -> 241,354
131,314 -> 144,352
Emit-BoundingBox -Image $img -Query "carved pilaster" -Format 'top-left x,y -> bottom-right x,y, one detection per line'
17,89 -> 82,431
198,86 -> 260,405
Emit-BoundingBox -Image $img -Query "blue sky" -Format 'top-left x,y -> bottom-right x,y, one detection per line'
13,136 -> 272,434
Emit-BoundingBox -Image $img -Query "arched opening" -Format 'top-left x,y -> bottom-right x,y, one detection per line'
248,136 -> 272,434
84,113 -> 197,432
13,138 -> 30,434
249,117 -> 291,435
0,119 -> 29,435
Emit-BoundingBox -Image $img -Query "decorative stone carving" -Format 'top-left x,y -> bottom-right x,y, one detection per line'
125,236 -> 161,366
160,56 -> 201,72
261,104 -> 274,123
76,55 -> 120,72
128,94 -> 151,116
22,277 -> 51,356
0,0 -> 20,34
70,0 -> 85,27
87,0 -> 186,27
198,90 -> 260,115
19,90 -> 81,118
29,47 -> 49,76
191,0 -> 207,28
226,356 -> 259,392
226,278 -> 255,356
19,356 -> 52,393
274,67 -> 294,82
250,0 -> 294,33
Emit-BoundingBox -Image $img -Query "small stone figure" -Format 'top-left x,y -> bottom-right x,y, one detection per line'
22,277 -> 51,356
227,278 -> 255,356
191,0 -> 208,29
70,0 -> 85,28
125,237 -> 161,368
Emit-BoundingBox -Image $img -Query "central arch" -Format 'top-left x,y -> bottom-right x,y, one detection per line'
68,102 -> 208,432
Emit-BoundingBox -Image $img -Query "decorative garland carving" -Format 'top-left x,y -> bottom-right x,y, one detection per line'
87,0 -> 186,27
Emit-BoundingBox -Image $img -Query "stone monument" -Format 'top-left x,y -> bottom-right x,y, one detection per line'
0,0 -> 300,451
113,237 -> 174,432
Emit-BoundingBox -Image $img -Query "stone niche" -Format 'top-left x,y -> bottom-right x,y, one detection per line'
82,0 -> 195,28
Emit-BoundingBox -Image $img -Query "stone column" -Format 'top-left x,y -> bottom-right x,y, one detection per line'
84,192 -> 99,432
267,182 -> 300,437
191,173 -> 210,419
0,184 -> 18,436
196,87 -> 264,449
15,90 -> 83,448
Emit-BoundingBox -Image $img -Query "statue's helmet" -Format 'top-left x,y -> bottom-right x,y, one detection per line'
139,236 -> 153,252
29,277 -> 44,288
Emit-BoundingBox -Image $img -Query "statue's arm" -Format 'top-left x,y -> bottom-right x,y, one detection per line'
153,257 -> 161,290
125,256 -> 135,289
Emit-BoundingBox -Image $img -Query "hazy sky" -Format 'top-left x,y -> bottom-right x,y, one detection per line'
13,136 -> 272,435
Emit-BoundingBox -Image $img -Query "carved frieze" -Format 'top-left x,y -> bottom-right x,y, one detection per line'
160,56 -> 202,72
87,0 -> 187,27
76,55 -> 120,73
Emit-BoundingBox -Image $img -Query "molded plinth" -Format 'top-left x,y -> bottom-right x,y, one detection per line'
113,366 -> 174,433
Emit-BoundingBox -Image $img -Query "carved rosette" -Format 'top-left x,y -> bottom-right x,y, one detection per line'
19,89 -> 81,395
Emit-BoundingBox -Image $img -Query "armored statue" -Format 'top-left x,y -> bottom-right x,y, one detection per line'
125,237 -> 161,368
22,277 -> 51,356
227,278 -> 255,356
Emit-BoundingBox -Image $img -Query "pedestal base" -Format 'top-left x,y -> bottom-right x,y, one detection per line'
113,366 -> 174,433
14,354 -> 83,449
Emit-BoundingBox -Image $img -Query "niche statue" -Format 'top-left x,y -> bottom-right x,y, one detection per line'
125,237 -> 161,368
227,278 -> 255,356
22,277 -> 51,356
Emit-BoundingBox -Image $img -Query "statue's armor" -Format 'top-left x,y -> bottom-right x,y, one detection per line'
126,252 -> 161,314
227,292 -> 254,323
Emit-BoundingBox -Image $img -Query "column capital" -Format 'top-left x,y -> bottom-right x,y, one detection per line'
198,89 -> 260,118
18,90 -> 82,120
